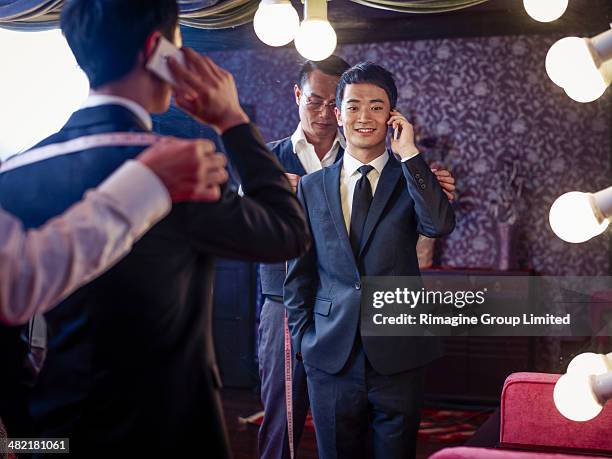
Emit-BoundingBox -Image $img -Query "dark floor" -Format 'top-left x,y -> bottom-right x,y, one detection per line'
221,388 -> 482,459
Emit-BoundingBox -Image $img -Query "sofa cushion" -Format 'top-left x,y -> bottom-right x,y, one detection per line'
430,446 -> 609,459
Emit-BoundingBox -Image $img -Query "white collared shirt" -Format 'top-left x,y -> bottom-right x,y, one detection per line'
340,150 -> 390,231
82,94 -> 153,131
290,123 -> 345,174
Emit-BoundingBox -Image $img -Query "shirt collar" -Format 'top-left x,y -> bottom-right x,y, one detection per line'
343,149 -> 389,178
290,122 -> 346,154
81,94 -> 153,131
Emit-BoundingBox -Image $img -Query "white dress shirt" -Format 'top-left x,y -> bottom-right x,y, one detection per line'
290,123 -> 345,174
82,94 -> 153,131
0,160 -> 171,326
340,150 -> 390,232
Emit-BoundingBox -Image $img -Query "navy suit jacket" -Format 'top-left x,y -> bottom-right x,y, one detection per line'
0,105 -> 309,455
284,152 -> 455,376
259,136 -> 343,298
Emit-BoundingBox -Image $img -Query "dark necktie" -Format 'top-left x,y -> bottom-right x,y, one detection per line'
349,165 -> 375,258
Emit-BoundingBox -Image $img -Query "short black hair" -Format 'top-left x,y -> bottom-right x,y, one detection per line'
297,55 -> 351,89
336,62 -> 398,109
61,0 -> 179,88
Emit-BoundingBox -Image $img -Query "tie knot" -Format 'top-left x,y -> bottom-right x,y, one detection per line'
358,165 -> 374,177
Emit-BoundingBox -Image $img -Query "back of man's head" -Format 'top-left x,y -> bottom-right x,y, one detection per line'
61,0 -> 179,89
336,61 -> 398,109
297,55 -> 351,88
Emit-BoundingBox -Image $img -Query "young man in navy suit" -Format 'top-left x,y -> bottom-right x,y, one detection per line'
259,58 -> 456,459
0,0 -> 309,457
284,62 -> 456,459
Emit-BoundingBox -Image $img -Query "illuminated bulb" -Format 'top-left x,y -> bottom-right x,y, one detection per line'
549,191 -> 609,243
554,373 -> 603,421
554,370 -> 612,422
294,19 -> 337,61
567,353 -> 612,376
546,37 -> 586,88
545,35 -> 611,103
523,0 -> 568,22
253,0 -> 300,47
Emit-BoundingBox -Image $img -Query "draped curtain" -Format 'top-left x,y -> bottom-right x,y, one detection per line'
0,0 -> 488,31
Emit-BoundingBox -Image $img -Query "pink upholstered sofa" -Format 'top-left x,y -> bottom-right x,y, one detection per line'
430,372 -> 612,459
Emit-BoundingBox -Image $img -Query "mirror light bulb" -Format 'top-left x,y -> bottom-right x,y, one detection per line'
545,36 -> 609,103
294,19 -> 337,61
554,373 -> 603,422
549,191 -> 609,243
253,1 -> 300,47
567,353 -> 612,376
523,0 -> 568,22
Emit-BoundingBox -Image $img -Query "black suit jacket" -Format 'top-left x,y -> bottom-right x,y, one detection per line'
284,153 -> 455,375
0,105 -> 309,456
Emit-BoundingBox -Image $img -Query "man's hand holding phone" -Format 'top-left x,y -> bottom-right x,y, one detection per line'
388,110 -> 419,160
166,48 -> 250,134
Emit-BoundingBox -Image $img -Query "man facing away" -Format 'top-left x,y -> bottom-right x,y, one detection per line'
284,62 -> 456,459
0,0 -> 309,457
260,58 -> 456,458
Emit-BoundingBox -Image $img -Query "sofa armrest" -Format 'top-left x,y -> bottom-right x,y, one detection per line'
500,372 -> 612,455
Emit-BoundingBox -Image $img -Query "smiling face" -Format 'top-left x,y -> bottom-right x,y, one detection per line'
294,69 -> 340,144
336,82 -> 391,158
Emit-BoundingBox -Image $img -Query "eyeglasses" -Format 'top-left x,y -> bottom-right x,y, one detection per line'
302,94 -> 336,112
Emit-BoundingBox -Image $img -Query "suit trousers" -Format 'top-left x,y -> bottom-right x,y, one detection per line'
304,338 -> 424,459
258,297 -> 310,459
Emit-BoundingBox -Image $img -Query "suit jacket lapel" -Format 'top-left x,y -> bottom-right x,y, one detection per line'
358,154 -> 402,256
323,161 -> 355,265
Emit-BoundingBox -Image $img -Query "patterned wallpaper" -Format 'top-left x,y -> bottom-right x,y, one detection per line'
200,34 -> 611,276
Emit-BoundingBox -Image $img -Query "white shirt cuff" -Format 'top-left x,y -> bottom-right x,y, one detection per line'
96,160 -> 171,237
401,151 -> 420,162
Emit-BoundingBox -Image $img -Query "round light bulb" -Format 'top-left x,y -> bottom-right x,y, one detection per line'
554,373 -> 603,421
567,353 -> 612,376
253,1 -> 300,47
294,19 -> 337,61
523,0 -> 568,22
549,191 -> 610,243
563,70 -> 608,103
546,37 -> 583,87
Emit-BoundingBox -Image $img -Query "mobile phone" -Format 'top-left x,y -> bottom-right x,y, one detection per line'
146,36 -> 186,86
390,109 -> 402,140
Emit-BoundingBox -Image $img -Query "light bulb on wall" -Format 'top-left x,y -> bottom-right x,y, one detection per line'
523,0 -> 568,22
253,0 -> 300,47
545,28 -> 612,103
294,0 -> 336,61
567,352 -> 612,376
549,187 -> 612,243
554,370 -> 612,422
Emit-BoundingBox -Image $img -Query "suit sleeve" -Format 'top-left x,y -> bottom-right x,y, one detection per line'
283,179 -> 318,355
401,154 -> 455,237
179,123 -> 310,262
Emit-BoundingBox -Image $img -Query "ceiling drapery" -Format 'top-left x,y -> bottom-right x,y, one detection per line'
0,0 -> 489,31
348,0 -> 489,14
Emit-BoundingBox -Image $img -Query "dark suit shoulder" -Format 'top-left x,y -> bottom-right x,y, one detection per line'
266,136 -> 292,155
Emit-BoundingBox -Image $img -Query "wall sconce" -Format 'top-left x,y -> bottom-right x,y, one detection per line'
253,0 -> 300,46
523,0 -> 568,23
546,27 -> 612,103
549,186 -> 612,243
294,0 -> 337,61
554,352 -> 612,421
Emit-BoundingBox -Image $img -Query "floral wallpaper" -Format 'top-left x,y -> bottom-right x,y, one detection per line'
201,34 -> 611,276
